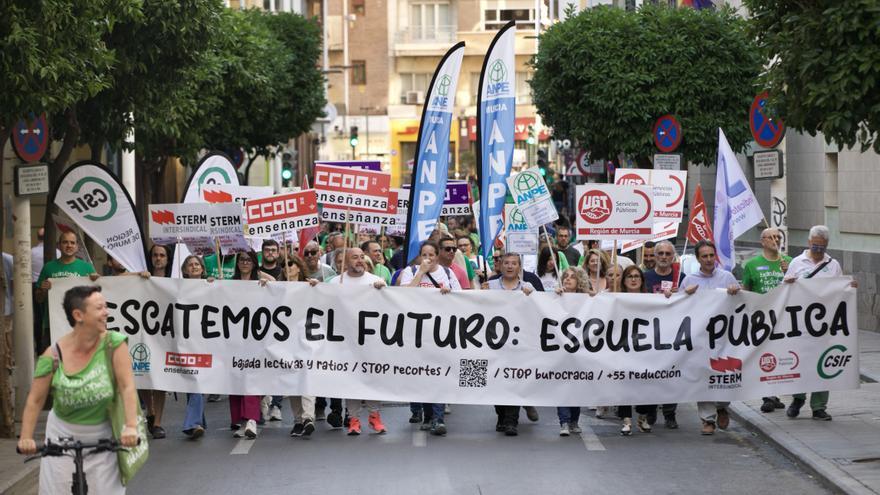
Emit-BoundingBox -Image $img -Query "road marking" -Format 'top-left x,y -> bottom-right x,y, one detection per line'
230,438 -> 256,455
576,418 -> 606,451
412,430 -> 427,447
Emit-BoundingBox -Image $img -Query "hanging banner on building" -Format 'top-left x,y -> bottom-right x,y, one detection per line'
52,161 -> 147,273
507,167 -> 559,228
313,163 -> 391,211
575,184 -> 654,240
244,190 -> 320,237
614,169 -> 687,220
404,42 -> 466,262
48,277 -> 859,406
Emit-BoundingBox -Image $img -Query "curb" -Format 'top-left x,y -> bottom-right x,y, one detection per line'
0,461 -> 38,495
729,401 -> 877,495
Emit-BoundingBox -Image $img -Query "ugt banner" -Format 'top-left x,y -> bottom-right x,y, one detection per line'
52,161 -> 147,273
404,42 -> 465,263
48,277 -> 858,406
478,21 -> 516,260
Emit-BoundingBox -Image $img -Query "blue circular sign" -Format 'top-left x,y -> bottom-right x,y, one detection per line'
750,92 -> 785,148
653,114 -> 682,152
12,113 -> 49,163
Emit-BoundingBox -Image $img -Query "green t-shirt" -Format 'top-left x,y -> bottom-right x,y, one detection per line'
742,254 -> 792,294
35,331 -> 127,425
37,258 -> 96,330
373,263 -> 392,285
204,255 -> 236,279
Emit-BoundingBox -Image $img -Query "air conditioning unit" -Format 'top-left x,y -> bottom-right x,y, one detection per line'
405,91 -> 425,105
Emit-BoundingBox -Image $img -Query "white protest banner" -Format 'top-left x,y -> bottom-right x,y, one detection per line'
619,221 -> 681,255
614,169 -> 687,220
149,202 -> 243,239
575,184 -> 654,240
243,190 -> 319,238
49,277 -> 859,406
313,163 -> 391,211
322,190 -> 400,227
504,203 -> 538,254
53,161 -> 147,273
507,167 -> 559,228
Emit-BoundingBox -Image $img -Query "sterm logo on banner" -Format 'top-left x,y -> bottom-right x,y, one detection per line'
708,356 -> 742,390
67,177 -> 117,221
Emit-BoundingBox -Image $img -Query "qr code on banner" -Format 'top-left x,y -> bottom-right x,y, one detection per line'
459,359 -> 488,388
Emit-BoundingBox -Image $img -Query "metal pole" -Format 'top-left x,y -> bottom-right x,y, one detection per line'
122,112 -> 136,204
12,193 -> 33,420
342,0 -> 350,134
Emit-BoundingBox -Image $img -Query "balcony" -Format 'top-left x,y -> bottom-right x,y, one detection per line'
393,25 -> 457,56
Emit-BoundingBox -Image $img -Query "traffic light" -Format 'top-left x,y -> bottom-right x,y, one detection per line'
349,126 -> 359,148
537,148 -> 548,176
526,125 -> 536,145
281,151 -> 295,186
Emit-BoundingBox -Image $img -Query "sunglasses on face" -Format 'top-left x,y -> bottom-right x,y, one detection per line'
286,261 -> 299,267
304,250 -> 319,256
442,246 -> 456,252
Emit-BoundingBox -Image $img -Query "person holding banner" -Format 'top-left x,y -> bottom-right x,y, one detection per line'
438,236 -> 470,290
552,266 -> 591,436
742,228 -> 791,414
582,249 -> 608,294
141,244 -> 173,440
680,240 -> 741,435
614,266 -> 659,436
229,251 -> 266,439
783,225 -> 857,421
180,255 -> 213,439
488,253 -> 536,436
259,240 -> 283,281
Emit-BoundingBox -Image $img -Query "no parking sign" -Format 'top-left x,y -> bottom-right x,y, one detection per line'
749,92 -> 785,148
12,113 -> 49,163
653,114 -> 682,153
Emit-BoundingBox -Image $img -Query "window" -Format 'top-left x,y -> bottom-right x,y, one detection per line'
410,1 -> 452,40
516,71 -> 532,104
484,8 -> 533,29
351,60 -> 366,85
352,0 -> 365,15
399,73 -> 431,102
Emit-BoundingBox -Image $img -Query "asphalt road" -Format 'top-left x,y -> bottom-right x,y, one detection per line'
127,396 -> 830,495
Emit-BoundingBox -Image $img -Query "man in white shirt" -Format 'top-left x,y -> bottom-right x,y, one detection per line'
680,240 -> 741,436
312,247 -> 388,435
783,225 -> 857,421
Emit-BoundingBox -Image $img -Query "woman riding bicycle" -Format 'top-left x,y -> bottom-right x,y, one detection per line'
18,285 -> 139,494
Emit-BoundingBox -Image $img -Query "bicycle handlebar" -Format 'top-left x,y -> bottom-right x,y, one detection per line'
18,437 -> 138,462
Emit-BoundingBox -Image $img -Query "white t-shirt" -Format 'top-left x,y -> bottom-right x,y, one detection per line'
398,265 -> 461,290
785,251 -> 843,279
335,270 -> 384,286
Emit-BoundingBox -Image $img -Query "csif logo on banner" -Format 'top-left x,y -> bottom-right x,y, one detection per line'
65,177 -> 118,221
486,60 -> 509,96
197,166 -> 232,193
817,345 -> 853,379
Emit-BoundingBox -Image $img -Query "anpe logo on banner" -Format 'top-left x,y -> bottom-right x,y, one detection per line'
165,352 -> 213,368
486,60 -> 510,96
708,356 -> 742,390
512,172 -> 548,203
818,345 -> 853,379
130,343 -> 151,375
578,190 -> 612,224
66,177 -> 117,221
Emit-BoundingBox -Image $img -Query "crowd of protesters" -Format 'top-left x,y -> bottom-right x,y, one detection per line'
22,213 -> 857,455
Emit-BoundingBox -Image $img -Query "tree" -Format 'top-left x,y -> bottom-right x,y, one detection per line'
529,4 -> 762,166
744,0 -> 880,153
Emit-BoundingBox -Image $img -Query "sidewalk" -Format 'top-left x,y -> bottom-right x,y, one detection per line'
730,330 -> 880,495
0,411 -> 45,495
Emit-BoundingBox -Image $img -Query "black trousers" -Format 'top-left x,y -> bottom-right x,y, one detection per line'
315,397 -> 343,413
495,405 -> 520,426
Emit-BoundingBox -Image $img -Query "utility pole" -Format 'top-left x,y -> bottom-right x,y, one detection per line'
12,177 -> 33,420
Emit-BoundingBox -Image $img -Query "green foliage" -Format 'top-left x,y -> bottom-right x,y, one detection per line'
744,0 -> 880,153
530,4 -> 761,165
0,0 -> 140,127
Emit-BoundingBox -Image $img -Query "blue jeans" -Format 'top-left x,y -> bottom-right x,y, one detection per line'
183,394 -> 206,431
270,396 -> 284,409
413,403 -> 445,422
557,407 -> 581,425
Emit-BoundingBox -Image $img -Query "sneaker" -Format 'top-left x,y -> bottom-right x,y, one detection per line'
716,408 -> 730,430
315,409 -> 326,422
664,414 -> 679,429
559,424 -> 571,437
290,423 -> 305,437
409,411 -> 423,424
504,425 -> 518,436
525,406 -> 539,422
761,398 -> 775,413
233,425 -> 244,438
268,405 -> 282,422
787,398 -> 805,418
191,425 -> 205,439
420,418 -> 433,431
620,418 -> 632,436
569,422 -> 582,434
445,404 -> 452,414
430,420 -> 447,436
245,419 -> 258,439
347,417 -> 361,435
701,420 -> 716,435
302,418 -> 316,436
596,406 -> 609,419
150,426 -> 166,439
327,411 -> 343,428
812,410 -> 832,421
207,394 -> 221,402
636,415 -> 652,433
770,396 -> 786,409
368,411 -> 387,433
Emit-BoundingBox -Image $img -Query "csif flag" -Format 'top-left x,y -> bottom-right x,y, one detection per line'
687,183 -> 713,243
477,21 -> 516,260
52,161 -> 148,272
713,128 -> 765,270
403,42 -> 465,264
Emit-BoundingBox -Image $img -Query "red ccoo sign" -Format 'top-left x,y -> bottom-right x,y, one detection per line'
244,189 -> 320,238
313,164 -> 391,212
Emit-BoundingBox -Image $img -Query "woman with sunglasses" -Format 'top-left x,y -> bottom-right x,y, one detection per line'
553,267 -> 593,436
614,265 -> 657,435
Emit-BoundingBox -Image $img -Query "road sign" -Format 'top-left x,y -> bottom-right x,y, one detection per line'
653,114 -> 682,153
14,163 -> 50,196
749,92 -> 785,148
753,150 -> 784,180
12,113 -> 49,163
653,153 -> 682,170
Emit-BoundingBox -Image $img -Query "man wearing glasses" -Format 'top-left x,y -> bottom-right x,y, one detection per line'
438,235 -> 471,289
302,240 -> 337,281
742,227 -> 791,414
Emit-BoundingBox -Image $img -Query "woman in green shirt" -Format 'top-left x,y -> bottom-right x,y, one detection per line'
17,286 -> 139,494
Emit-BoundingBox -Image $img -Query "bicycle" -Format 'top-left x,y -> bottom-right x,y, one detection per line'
18,437 -> 133,495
